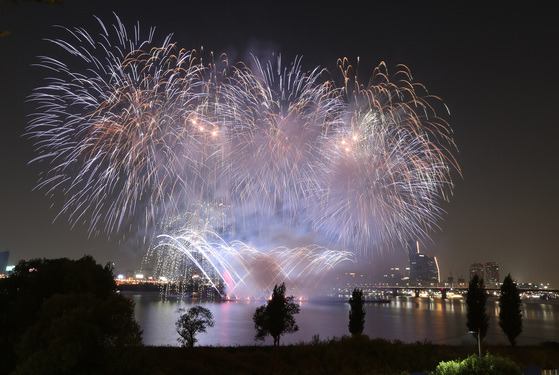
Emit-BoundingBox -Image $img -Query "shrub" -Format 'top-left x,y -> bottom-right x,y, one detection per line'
433,353 -> 521,375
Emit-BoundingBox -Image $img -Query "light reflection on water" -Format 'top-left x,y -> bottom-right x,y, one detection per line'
124,293 -> 559,347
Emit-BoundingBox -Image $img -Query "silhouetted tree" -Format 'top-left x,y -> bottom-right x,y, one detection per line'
348,288 -> 366,336
499,274 -> 522,346
466,274 -> 489,344
253,283 -> 300,346
0,256 -> 144,375
175,306 -> 215,348
13,293 -> 143,375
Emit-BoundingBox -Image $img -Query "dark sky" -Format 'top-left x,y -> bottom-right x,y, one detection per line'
1,1 -> 557,284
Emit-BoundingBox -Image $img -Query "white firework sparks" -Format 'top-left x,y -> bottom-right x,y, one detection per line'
27,16 -> 460,295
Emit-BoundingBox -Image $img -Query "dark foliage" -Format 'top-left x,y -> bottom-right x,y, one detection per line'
499,274 -> 523,346
0,256 -> 144,375
465,274 -> 489,343
176,305 -> 215,348
141,337 -> 559,375
348,288 -> 365,335
253,283 -> 300,346
13,293 -> 143,375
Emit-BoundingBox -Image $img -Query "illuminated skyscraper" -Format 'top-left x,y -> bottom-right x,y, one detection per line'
469,262 -> 484,280
485,261 -> 499,284
0,251 -> 9,275
406,240 -> 440,285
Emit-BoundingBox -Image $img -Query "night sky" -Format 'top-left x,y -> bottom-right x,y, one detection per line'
1,1 -> 557,285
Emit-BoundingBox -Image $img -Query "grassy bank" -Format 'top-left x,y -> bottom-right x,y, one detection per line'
143,336 -> 559,375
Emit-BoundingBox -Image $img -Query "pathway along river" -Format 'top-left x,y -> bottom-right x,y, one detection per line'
123,292 -> 559,347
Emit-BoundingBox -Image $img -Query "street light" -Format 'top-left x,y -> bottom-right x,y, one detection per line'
468,329 -> 481,356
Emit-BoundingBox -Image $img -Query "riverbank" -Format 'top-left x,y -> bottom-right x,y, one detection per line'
142,337 -> 559,375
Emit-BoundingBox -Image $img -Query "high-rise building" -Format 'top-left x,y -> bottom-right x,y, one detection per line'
485,262 -> 499,284
406,240 -> 440,285
383,267 -> 404,284
469,262 -> 484,280
0,251 -> 9,275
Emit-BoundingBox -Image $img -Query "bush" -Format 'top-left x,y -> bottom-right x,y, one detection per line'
433,353 -> 521,375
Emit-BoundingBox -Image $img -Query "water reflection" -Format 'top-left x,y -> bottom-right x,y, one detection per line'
125,293 -> 559,347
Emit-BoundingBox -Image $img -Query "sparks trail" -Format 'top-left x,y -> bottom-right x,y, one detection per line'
151,229 -> 353,298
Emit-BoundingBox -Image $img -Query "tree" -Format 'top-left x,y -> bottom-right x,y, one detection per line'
175,306 -> 215,348
348,288 -> 366,336
13,293 -> 144,375
499,274 -> 522,346
253,283 -> 300,346
466,274 -> 489,345
0,256 -> 143,375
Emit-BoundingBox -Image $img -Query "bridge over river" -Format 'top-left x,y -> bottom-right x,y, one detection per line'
364,285 -> 559,299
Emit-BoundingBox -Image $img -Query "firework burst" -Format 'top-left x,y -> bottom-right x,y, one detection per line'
27,16 -> 460,294
310,60 -> 459,252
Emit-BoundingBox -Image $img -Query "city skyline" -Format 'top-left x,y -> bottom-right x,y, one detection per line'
0,1 -> 557,286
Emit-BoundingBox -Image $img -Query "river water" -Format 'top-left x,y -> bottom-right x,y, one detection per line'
124,292 -> 559,347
